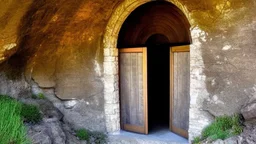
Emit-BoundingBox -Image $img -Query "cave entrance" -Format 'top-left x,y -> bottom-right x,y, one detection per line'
117,1 -> 191,138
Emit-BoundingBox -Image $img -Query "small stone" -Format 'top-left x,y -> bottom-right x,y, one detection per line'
64,100 -> 78,109
239,124 -> 256,144
212,139 -> 224,144
31,132 -> 52,144
241,96 -> 256,120
47,122 -> 66,144
27,124 -> 52,144
223,136 -> 238,144
222,45 -> 231,51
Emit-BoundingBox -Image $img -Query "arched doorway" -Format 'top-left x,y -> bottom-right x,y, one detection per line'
117,1 -> 191,138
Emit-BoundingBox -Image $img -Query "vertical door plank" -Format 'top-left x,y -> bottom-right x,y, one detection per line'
119,48 -> 147,134
173,52 -> 190,131
173,52 -> 179,128
170,46 -> 190,138
138,53 -> 144,125
120,53 -> 131,125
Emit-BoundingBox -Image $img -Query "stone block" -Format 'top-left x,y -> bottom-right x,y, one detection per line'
104,62 -> 118,75
105,103 -> 120,115
241,96 -> 256,120
104,91 -> 119,104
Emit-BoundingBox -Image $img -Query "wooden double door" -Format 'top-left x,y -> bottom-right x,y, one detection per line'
119,46 -> 190,138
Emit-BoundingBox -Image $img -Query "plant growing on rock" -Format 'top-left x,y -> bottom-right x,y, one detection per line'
89,131 -> 107,144
76,129 -> 89,141
76,128 -> 107,143
196,114 -> 243,143
32,93 -> 46,99
192,136 -> 201,144
0,95 -> 29,144
21,103 -> 42,123
38,93 -> 46,99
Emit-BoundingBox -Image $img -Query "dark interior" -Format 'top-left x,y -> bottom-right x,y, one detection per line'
147,44 -> 170,132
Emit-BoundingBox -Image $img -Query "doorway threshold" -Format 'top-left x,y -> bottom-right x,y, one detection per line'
108,128 -> 188,144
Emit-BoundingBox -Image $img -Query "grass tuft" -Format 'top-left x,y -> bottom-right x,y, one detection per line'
193,136 -> 201,144
89,131 -> 107,144
201,114 -> 243,141
76,128 -> 107,143
76,129 -> 89,141
38,93 -> 45,99
0,95 -> 29,144
31,93 -> 46,99
21,104 -> 42,124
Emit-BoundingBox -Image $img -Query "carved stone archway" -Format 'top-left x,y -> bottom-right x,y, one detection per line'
103,0 -> 212,141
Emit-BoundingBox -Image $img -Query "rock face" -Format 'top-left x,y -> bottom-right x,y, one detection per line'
24,97 -> 66,144
209,101 -> 256,144
241,96 -> 256,120
0,0 -> 32,63
0,70 -> 31,99
210,136 -> 239,144
31,85 -> 106,132
210,123 -> 256,144
27,119 -> 89,144
239,122 -> 256,144
24,96 -> 88,144
27,121 -> 66,144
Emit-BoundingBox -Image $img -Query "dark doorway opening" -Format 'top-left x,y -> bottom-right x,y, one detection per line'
146,34 -> 170,133
147,45 -> 170,133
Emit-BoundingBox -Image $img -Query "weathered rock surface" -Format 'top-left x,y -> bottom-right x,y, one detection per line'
24,96 -> 88,144
239,122 -> 256,144
209,122 -> 256,144
24,96 -> 66,144
0,0 -> 32,63
27,121 -> 88,144
210,136 -> 239,144
62,124 -> 87,144
30,82 -> 106,132
27,121 -> 66,144
241,95 -> 256,120
0,71 -> 30,99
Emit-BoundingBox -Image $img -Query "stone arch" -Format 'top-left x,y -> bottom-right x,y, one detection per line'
103,0 -> 191,49
103,0 -> 211,141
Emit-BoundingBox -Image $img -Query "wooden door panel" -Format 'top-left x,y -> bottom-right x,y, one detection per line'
170,46 -> 190,138
173,52 -> 190,132
119,48 -> 148,134
120,53 -> 144,126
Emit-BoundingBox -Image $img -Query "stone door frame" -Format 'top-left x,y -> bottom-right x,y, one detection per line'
103,0 -> 212,141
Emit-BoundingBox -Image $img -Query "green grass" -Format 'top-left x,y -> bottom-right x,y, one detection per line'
76,129 -> 107,143
192,136 -> 201,144
21,104 -> 42,124
0,95 -> 29,144
31,93 -> 45,99
76,129 -> 89,141
89,131 -> 107,144
201,114 -> 243,141
38,93 -> 45,99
